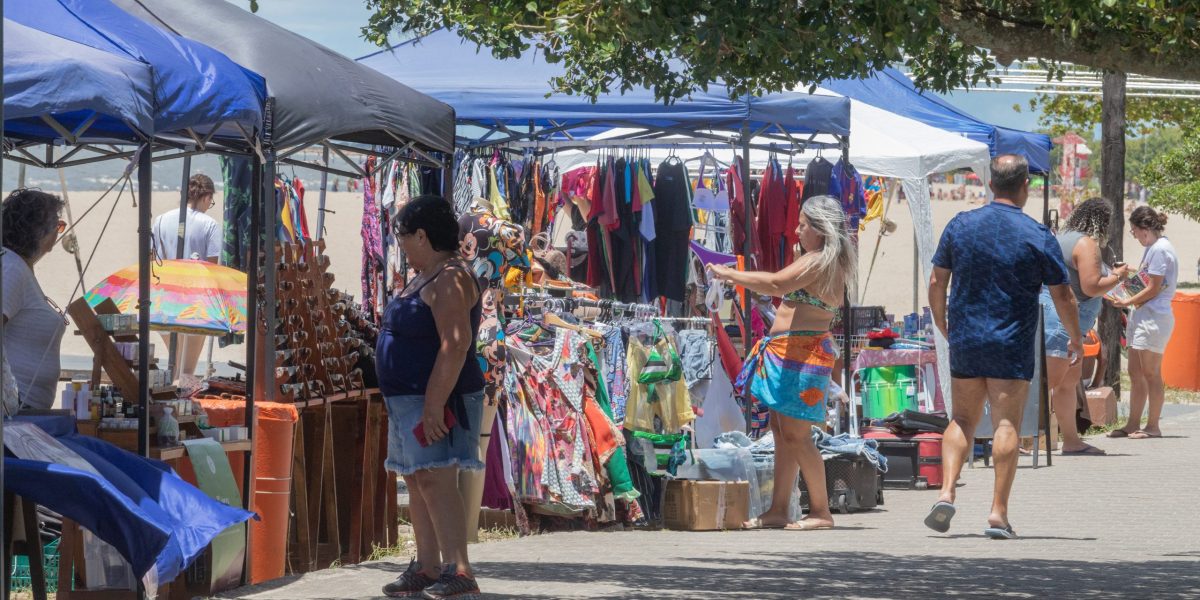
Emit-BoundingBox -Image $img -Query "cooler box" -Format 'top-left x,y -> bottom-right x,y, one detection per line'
860,365 -> 918,419
863,429 -> 943,489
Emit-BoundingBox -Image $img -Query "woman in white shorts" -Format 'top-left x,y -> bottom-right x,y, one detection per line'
1110,206 -> 1178,439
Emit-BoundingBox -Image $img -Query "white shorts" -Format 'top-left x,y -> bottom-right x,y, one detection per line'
1127,308 -> 1175,353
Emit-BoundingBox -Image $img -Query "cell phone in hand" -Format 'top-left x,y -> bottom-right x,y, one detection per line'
413,406 -> 457,447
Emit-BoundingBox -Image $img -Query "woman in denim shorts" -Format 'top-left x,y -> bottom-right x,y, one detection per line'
1039,198 -> 1129,455
376,196 -> 485,599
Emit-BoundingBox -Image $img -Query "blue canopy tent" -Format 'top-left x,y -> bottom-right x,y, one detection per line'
2,19 -> 156,144
6,0 -> 266,155
359,29 -> 850,148
822,67 -> 1052,173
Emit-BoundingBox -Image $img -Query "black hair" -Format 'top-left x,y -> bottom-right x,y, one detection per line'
393,195 -> 460,252
2,188 -> 65,260
1130,205 -> 1168,233
990,154 -> 1029,197
1063,197 -> 1113,244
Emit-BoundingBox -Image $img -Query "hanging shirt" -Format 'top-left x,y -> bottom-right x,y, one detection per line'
801,156 -> 834,202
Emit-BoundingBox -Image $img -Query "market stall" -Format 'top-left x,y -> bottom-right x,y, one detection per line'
111,0 -> 459,576
3,1 -> 269,596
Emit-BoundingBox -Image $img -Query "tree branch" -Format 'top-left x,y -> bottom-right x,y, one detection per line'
939,3 -> 1200,80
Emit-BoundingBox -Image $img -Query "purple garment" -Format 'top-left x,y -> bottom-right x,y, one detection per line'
482,417 -> 513,510
690,241 -> 737,267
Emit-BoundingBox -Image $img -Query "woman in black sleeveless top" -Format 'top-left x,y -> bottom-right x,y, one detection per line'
376,196 -> 484,599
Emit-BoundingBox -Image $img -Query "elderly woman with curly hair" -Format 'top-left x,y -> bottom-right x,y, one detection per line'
2,189 -> 68,411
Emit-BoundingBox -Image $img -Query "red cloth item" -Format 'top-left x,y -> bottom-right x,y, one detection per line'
783,165 -> 801,264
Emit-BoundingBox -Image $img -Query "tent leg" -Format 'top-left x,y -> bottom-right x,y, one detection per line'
913,226 -> 919,314
137,146 -> 153,457
739,126 -> 753,434
263,143 -> 278,400
1042,172 -> 1051,227
316,147 -> 330,241
168,155 -> 192,378
246,156 -> 262,509
841,137 -> 853,412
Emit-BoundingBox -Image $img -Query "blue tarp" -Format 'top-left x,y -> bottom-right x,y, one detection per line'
3,18 -> 156,140
822,68 -> 1052,173
6,0 -> 265,140
4,417 -> 253,586
359,30 -> 850,138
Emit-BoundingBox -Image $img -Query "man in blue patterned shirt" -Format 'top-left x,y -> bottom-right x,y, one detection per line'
922,155 -> 1081,540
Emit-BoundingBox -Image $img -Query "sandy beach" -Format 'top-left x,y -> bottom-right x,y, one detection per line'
18,183 -> 1198,374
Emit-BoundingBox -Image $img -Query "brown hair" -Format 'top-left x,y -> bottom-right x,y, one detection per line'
187,174 -> 215,204
1130,205 -> 1168,233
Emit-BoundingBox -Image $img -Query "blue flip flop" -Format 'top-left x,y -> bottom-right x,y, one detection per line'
923,501 -> 956,533
984,524 -> 1018,540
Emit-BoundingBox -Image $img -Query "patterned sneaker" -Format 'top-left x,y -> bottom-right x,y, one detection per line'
382,560 -> 438,598
421,564 -> 481,600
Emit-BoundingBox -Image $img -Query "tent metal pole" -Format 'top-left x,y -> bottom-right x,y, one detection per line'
1,12 -> 7,591
315,146 -> 329,240
168,155 -> 192,376
245,157 -> 263,510
442,152 -> 453,203
913,226 -> 919,314
841,136 -> 853,405
1043,173 -> 1051,226
739,125 -> 753,432
263,100 -> 278,402
137,145 -> 153,457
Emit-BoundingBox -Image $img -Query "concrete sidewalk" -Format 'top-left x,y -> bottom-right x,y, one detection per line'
220,405 -> 1200,599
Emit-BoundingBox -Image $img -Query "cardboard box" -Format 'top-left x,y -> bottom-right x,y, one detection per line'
664,480 -> 750,531
1085,386 -> 1118,427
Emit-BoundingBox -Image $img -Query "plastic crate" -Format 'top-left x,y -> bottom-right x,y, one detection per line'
9,538 -> 60,593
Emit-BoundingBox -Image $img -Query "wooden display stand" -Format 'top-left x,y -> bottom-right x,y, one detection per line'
61,299 -> 251,598
265,240 -> 393,573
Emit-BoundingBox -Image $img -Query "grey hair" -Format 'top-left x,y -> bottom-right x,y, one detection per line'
990,154 -> 1029,197
801,195 -> 858,299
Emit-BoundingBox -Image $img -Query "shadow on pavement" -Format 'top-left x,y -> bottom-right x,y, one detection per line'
461,551 -> 1200,599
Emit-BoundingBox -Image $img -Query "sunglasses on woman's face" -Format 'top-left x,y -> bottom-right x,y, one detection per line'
56,220 -> 67,234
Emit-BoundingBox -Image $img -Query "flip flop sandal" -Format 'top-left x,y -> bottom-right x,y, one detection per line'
984,524 -> 1018,540
743,518 -> 786,530
1107,429 -> 1131,438
1061,445 -> 1107,456
784,520 -> 833,531
1128,430 -> 1162,439
924,501 -> 956,533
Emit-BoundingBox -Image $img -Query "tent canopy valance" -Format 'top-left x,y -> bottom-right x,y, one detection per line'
358,30 -> 851,148
822,68 -> 1052,174
6,0 -> 266,148
2,18 -> 156,142
114,0 -> 457,166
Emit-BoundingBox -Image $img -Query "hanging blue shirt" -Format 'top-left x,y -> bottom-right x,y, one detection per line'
932,202 -> 1069,380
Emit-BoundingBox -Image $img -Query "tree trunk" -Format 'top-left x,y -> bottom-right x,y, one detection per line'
1100,70 -> 1126,391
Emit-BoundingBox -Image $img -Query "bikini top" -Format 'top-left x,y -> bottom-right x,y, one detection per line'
782,287 -> 840,314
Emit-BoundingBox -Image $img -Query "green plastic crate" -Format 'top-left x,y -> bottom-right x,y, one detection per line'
9,538 -> 60,593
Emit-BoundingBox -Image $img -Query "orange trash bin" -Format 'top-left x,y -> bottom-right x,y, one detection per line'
194,396 -> 299,584
1163,292 -> 1200,391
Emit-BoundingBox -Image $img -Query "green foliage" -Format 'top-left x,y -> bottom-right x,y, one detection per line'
362,1 -> 1200,102
1141,134 -> 1200,222
1029,92 -> 1200,137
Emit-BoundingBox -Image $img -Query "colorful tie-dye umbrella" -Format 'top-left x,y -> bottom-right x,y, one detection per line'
85,259 -> 247,335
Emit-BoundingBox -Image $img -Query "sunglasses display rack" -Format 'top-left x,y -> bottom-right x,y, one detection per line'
259,239 -> 395,573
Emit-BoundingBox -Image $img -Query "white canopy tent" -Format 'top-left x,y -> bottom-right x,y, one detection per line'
547,88 -> 991,405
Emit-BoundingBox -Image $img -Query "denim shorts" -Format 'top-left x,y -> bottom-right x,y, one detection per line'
1041,288 -> 1102,360
385,391 -> 486,476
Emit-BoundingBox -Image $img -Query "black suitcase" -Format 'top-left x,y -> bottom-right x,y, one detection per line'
798,454 -> 884,514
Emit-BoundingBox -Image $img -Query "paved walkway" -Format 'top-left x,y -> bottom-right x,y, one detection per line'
221,405 -> 1200,599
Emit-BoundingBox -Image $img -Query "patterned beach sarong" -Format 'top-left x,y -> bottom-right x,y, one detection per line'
735,331 -> 836,425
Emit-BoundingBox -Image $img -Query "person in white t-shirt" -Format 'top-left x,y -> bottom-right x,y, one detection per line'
2,189 -> 68,411
1110,206 -> 1178,440
151,174 -> 220,380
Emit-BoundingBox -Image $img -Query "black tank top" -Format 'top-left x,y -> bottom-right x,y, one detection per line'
375,265 -> 484,397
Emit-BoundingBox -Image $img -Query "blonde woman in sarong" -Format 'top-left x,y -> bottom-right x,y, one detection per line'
709,194 -> 856,531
